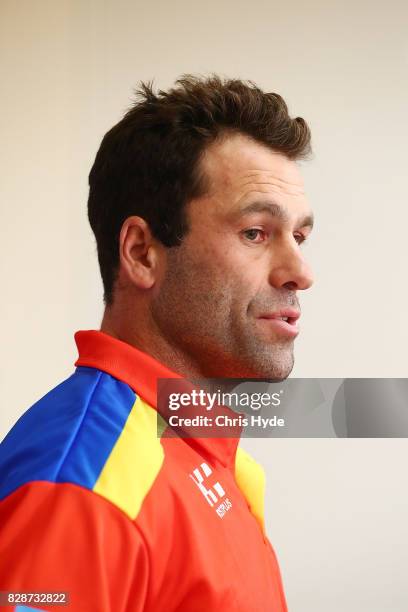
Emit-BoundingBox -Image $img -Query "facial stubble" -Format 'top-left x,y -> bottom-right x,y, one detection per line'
151,245 -> 295,380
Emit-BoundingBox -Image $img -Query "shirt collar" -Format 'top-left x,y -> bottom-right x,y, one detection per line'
74,330 -> 240,467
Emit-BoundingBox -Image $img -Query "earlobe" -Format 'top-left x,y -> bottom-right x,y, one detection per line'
119,216 -> 158,290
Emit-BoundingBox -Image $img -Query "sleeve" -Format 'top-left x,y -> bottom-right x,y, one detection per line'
0,481 -> 150,611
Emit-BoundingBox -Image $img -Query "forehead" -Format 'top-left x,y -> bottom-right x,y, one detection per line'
197,132 -> 309,220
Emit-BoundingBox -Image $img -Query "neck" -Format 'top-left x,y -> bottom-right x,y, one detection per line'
100,303 -> 207,380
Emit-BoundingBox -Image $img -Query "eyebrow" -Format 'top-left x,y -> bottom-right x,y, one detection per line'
234,200 -> 314,229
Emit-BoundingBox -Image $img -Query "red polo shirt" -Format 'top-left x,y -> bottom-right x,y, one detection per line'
0,330 -> 287,611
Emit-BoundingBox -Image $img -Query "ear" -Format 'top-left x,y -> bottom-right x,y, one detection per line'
118,216 -> 161,290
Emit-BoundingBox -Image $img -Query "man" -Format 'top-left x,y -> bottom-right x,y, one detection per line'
0,75 -> 314,611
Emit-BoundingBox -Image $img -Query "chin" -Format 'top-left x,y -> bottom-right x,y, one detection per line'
205,342 -> 295,379
228,357 -> 294,381
255,347 -> 294,381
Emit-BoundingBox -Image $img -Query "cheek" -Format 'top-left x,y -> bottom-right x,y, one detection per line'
168,237 -> 265,312
216,244 -> 268,297
161,245 -> 226,308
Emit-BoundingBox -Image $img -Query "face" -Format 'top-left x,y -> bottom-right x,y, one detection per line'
151,133 -> 314,379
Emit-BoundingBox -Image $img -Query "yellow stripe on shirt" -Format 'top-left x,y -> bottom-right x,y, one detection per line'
93,396 -> 165,520
235,446 -> 266,534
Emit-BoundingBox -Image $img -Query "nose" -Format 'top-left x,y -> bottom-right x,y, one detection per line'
268,240 -> 314,291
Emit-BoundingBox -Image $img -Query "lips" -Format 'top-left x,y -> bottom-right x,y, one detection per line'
259,309 -> 300,323
257,309 -> 300,338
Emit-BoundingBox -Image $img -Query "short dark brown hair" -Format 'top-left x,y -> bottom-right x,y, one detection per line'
88,74 -> 312,305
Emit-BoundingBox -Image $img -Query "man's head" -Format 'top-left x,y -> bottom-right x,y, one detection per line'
88,75 -> 314,379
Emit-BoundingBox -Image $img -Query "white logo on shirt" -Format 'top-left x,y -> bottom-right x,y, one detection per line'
189,462 -> 232,517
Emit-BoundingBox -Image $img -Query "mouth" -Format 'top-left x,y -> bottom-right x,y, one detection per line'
257,309 -> 300,338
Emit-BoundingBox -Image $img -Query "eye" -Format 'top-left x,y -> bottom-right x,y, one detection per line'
294,232 -> 307,246
242,228 -> 266,243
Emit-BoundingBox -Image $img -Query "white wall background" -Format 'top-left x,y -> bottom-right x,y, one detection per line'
1,1 -> 407,610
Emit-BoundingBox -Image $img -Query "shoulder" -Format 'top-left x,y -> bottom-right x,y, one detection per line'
0,367 -> 165,520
